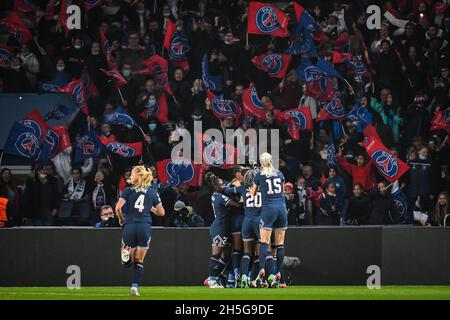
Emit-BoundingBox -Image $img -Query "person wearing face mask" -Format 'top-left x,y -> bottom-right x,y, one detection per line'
407,145 -> 437,211
1,57 -> 31,93
16,42 -> 40,88
21,168 -> 60,226
64,37 -> 85,78
114,63 -> 140,111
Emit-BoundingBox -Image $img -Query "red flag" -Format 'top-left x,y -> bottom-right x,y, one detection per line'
99,134 -> 142,158
157,159 -> 206,187
99,68 -> 128,88
293,2 -> 304,22
45,126 -> 72,156
0,12 -> 33,43
247,2 -> 289,37
242,83 -> 267,122
139,92 -> 169,124
143,54 -> 174,95
14,0 -> 38,13
251,52 -> 291,78
163,20 -> 176,50
430,110 -> 450,133
363,136 -> 409,183
58,79 -> 88,114
22,110 -> 48,141
363,124 -> 382,142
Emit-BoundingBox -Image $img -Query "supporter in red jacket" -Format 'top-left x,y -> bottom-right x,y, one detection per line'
337,152 -> 376,191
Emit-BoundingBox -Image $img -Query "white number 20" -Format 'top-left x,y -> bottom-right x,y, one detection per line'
134,195 -> 145,213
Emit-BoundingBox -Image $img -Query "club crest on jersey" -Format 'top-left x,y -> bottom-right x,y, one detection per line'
372,150 -> 399,177
261,54 -> 282,75
285,110 -> 307,129
15,132 -> 40,158
256,6 -> 281,33
166,161 -> 195,186
107,142 -> 135,157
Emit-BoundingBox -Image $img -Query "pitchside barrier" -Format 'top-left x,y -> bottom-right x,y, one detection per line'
0,226 -> 449,286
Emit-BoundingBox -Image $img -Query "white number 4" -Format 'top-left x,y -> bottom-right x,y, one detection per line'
134,195 -> 145,213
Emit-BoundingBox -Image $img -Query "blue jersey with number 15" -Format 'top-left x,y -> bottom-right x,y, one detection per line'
120,186 -> 161,224
254,170 -> 285,206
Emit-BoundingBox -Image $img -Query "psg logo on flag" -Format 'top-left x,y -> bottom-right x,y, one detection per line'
325,98 -> 345,118
166,161 -> 195,186
250,86 -> 265,110
107,142 -> 135,157
261,54 -> 282,75
211,99 -> 238,118
285,110 -> 307,129
20,119 -> 43,139
43,129 -> 60,157
80,139 -> 95,156
256,6 -> 281,33
304,66 -> 328,93
169,34 -> 190,61
372,150 -> 399,178
73,82 -> 85,107
15,132 -> 40,159
346,56 -> 367,74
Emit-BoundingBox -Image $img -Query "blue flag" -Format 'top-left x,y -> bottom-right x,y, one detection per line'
288,7 -> 318,57
102,107 -> 137,127
37,72 -> 70,93
316,58 -> 342,79
4,121 -> 42,161
44,104 -> 71,121
202,53 -> 222,91
74,129 -> 103,163
392,188 -> 409,224
347,101 -> 373,132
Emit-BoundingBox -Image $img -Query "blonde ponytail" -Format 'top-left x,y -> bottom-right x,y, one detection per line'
260,152 -> 275,177
128,166 -> 153,190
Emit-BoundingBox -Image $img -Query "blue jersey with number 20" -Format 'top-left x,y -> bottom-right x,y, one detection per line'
120,186 -> 161,224
254,170 -> 285,206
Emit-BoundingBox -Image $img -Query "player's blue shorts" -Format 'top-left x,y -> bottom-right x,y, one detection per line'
210,220 -> 230,247
230,212 -> 244,235
260,205 -> 288,230
241,215 -> 262,242
122,222 -> 152,249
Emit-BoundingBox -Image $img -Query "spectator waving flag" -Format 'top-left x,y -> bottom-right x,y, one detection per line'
4,122 -> 42,161
202,54 -> 222,92
0,12 -> 33,43
99,68 -> 128,88
58,79 -> 88,114
44,104 -> 71,121
363,136 -> 409,183
296,58 -> 341,101
0,45 -> 13,69
139,93 -> 169,124
99,135 -> 142,158
74,129 -> 103,163
167,27 -> 190,72
251,53 -> 291,78
14,0 -> 38,13
143,54 -> 173,95
103,107 -> 137,127
207,91 -> 241,120
157,159 -> 206,187
242,83 -> 267,122
38,126 -> 71,164
247,2 -> 289,37
287,3 -> 318,57
317,96 -> 346,121
430,108 -> 450,133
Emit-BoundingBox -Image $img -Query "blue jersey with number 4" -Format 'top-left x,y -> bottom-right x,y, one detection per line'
254,170 -> 285,206
120,186 -> 161,224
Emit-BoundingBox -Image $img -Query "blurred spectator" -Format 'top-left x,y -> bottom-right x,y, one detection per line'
94,205 -> 119,228
434,192 -> 450,227
345,183 -> 371,225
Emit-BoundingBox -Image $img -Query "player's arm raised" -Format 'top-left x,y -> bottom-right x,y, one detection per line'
115,198 -> 126,226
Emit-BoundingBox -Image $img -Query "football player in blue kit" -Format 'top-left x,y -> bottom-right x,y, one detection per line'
204,172 -> 241,288
115,166 -> 165,296
249,153 -> 287,288
224,168 -> 262,288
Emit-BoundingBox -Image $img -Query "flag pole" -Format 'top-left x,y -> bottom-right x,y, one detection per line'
0,151 -> 3,168
342,78 -> 355,95
117,87 -> 125,104
440,135 -> 448,150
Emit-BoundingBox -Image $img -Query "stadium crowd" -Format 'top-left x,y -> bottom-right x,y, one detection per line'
0,0 -> 449,228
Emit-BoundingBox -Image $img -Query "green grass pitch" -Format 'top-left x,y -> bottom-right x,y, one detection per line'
0,286 -> 450,300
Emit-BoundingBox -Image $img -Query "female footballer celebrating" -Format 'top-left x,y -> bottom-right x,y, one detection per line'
204,172 -> 241,288
249,153 -> 287,288
115,165 -> 165,296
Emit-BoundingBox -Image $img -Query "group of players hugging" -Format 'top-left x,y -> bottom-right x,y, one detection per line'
116,152 -> 287,296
